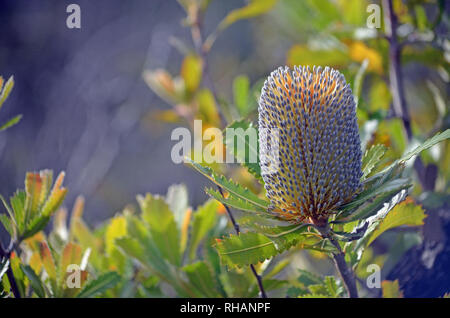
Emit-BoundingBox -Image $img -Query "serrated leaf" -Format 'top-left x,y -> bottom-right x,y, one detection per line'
375,129 -> 450,177
324,276 -> 341,297
336,177 -> 412,222
10,191 -> 25,233
296,269 -> 323,287
351,190 -> 410,265
224,120 -> 261,179
41,172 -> 67,216
21,216 -> 50,240
39,242 -> 57,281
215,225 -> 334,268
20,264 -> 46,298
308,284 -> 328,295
188,199 -> 218,260
259,224 -> 336,253
215,232 -> 278,268
105,216 -> 127,255
205,187 -> 272,218
249,279 -> 287,297
0,214 -> 13,237
400,129 -> 450,163
120,216 -> 185,293
76,272 -> 121,298
25,172 -> 43,219
361,144 -> 387,179
138,193 -> 181,266
183,261 -> 220,297
186,158 -> 268,208
366,202 -> 426,246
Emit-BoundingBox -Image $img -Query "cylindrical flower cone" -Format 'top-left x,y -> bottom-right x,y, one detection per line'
258,66 -> 363,226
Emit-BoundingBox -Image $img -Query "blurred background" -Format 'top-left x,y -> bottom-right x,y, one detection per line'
0,0 -> 232,224
0,0 -> 449,297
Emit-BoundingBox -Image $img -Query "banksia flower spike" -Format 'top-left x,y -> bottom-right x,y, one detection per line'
258,66 -> 363,226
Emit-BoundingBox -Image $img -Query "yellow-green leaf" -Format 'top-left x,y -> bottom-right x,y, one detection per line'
219,0 -> 277,31
181,54 -> 202,94
367,202 -> 426,246
40,242 -> 57,281
287,45 -> 349,68
0,76 -> 14,109
105,216 -> 127,255
138,194 -> 181,266
382,280 -> 403,298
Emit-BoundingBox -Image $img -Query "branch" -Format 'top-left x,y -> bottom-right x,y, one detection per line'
190,12 -> 227,127
217,186 -> 267,298
382,0 -> 434,191
317,226 -> 358,298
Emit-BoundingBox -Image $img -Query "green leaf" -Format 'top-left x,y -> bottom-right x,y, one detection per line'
287,45 -> 350,68
76,272 -> 121,298
349,188 -> 410,267
215,232 -> 278,268
400,129 -> 450,162
105,215 -> 127,255
336,177 -> 412,222
215,224 -> 334,268
256,223 -> 336,253
366,202 -> 426,246
0,76 -> 14,109
197,89 -> 220,125
377,129 -> 450,177
361,144 -> 387,179
138,194 -> 181,266
10,191 -> 25,233
336,179 -> 412,223
0,114 -> 22,131
21,216 -> 51,240
186,158 -> 268,208
224,120 -> 261,179
119,216 -> 185,293
233,75 -> 251,116
0,214 -> 13,237
20,264 -> 46,298
218,0 -> 278,31
182,261 -> 220,297
188,199 -> 218,260
249,279 -> 287,297
205,187 -> 273,219
296,269 -> 323,287
181,54 -> 202,94
381,280 -> 403,298
39,242 -> 57,282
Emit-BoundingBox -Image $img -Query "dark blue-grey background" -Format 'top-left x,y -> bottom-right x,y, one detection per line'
0,0 -> 281,225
